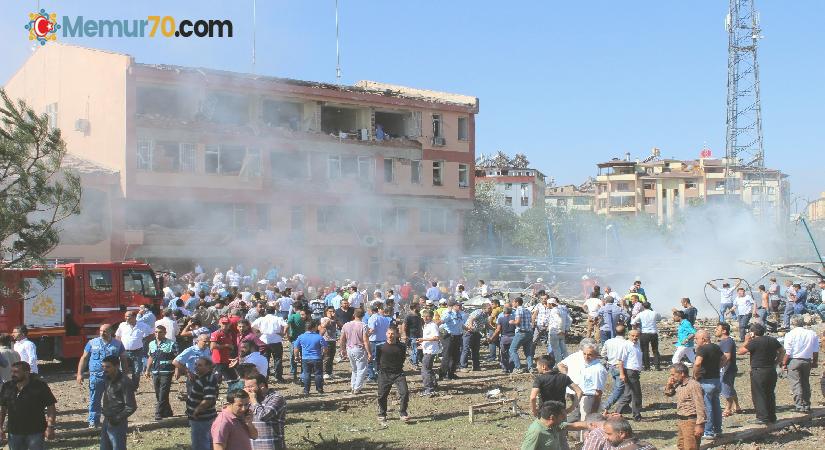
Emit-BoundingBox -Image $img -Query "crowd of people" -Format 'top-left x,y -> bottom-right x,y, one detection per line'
3,265 -> 825,450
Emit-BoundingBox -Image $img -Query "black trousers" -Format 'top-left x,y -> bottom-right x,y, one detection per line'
152,372 -> 173,419
439,334 -> 462,378
614,369 -> 642,418
639,333 -> 660,370
377,371 -> 409,418
265,343 -> 284,380
750,367 -> 778,422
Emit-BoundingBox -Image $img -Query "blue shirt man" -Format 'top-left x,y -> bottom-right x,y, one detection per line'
440,308 -> 466,336
78,325 -> 125,427
136,306 -> 156,329
173,338 -> 211,374
294,331 -> 328,360
426,284 -> 442,302
597,301 -> 627,337
367,312 -> 391,343
676,319 -> 696,348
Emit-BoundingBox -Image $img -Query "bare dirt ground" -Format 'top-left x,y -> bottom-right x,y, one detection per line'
43,326 -> 824,449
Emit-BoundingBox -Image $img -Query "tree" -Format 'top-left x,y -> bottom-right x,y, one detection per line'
0,89 -> 81,285
492,150 -> 510,168
511,205 -> 549,256
463,181 -> 518,254
511,153 -> 530,169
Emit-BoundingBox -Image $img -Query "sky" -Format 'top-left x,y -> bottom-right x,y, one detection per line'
1,0 -> 823,205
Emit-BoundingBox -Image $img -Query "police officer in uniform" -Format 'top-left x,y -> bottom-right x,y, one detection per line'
76,324 -> 129,428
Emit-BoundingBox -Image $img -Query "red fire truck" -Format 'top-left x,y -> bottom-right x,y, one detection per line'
0,262 -> 163,360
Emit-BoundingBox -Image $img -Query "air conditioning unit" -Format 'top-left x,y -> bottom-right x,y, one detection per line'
360,235 -> 379,247
432,136 -> 446,146
74,118 -> 90,134
359,129 -> 370,140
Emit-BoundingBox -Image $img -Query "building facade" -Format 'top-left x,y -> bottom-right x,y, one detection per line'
593,152 -> 789,226
545,184 -> 595,212
474,166 -> 546,215
4,44 -> 479,281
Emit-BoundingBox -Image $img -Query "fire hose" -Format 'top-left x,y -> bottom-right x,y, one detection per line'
702,277 -> 754,318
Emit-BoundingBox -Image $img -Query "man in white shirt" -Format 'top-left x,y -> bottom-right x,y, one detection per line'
727,288 -> 755,342
631,302 -> 662,370
782,316 -> 819,413
155,309 -> 179,340
603,287 -> 620,304
115,311 -> 153,387
277,295 -> 294,320
584,295 -> 603,341
558,338 -> 603,421
253,306 -> 288,382
477,280 -> 490,298
418,309 -> 442,396
611,329 -> 644,420
600,324 -> 630,413
577,342 -> 607,420
707,280 -> 740,322
240,340 -> 268,376
545,298 -> 569,360
12,326 -> 38,374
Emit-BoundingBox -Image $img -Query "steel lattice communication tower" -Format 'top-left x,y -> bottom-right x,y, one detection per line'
724,0 -> 766,212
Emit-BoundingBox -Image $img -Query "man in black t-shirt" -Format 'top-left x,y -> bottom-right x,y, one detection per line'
0,361 -> 57,447
530,355 -> 583,417
716,322 -> 741,417
376,326 -> 409,423
737,323 -> 784,424
402,303 -> 424,368
694,330 -> 724,438
335,298 -> 355,329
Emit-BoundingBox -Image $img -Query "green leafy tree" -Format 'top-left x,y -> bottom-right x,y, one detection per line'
463,181 -> 518,254
0,89 -> 81,286
511,205 -> 549,256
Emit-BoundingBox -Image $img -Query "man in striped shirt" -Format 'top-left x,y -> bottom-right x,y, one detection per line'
244,374 -> 287,449
187,357 -> 219,450
509,297 -> 535,373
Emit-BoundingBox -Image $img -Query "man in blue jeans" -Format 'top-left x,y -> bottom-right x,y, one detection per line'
76,324 -> 129,428
367,303 -> 391,381
693,330 -> 723,438
293,320 -> 328,395
509,297 -> 534,373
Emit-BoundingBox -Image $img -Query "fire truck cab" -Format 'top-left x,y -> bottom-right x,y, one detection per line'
0,262 -> 162,361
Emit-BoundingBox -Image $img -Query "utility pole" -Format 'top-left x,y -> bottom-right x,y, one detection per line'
724,0 -> 766,217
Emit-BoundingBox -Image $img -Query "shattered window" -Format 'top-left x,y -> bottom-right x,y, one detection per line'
137,139 -> 152,171
202,93 -> 248,125
411,160 -> 421,184
205,144 -> 254,176
432,161 -> 443,186
262,99 -> 304,130
458,117 -> 469,141
321,106 -> 358,135
458,164 -> 469,188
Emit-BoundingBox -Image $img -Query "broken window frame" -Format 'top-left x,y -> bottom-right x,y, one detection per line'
458,163 -> 469,188
432,161 -> 444,186
327,155 -> 342,179
520,196 -> 529,207
432,114 -> 443,138
411,160 -> 421,184
262,98 -> 304,130
457,117 -> 469,141
205,144 -> 256,176
384,158 -> 394,183
358,156 -> 375,179
137,139 -> 153,171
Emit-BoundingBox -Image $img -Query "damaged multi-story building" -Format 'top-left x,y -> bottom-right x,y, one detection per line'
3,44 -> 479,280
594,148 -> 789,226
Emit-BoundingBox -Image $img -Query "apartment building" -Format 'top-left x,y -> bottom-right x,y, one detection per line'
545,184 -> 595,212
593,151 -> 789,225
806,193 -> 825,222
474,166 -> 546,215
4,44 -> 479,280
